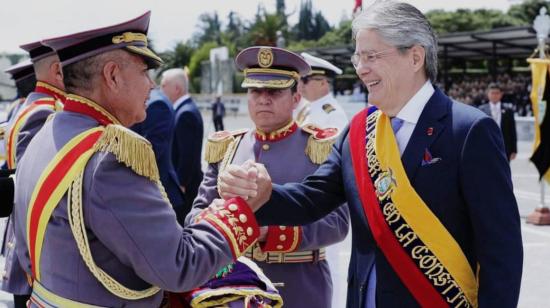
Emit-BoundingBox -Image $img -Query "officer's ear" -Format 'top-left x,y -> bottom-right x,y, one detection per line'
102,60 -> 122,92
291,89 -> 301,110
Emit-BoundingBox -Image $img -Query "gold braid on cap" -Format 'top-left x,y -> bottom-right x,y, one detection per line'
112,32 -> 148,45
243,68 -> 301,81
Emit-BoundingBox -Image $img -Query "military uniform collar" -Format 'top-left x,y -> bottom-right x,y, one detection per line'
255,120 -> 298,142
63,94 -> 121,126
35,81 -> 67,102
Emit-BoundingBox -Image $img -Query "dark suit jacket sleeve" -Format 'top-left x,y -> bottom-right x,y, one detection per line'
140,101 -> 174,166
256,129 -> 349,226
173,111 -> 203,188
460,117 -> 523,307
508,109 -> 517,154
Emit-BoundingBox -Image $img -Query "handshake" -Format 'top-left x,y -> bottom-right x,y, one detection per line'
217,159 -> 273,212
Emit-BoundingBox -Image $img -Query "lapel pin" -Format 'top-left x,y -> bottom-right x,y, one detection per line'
427,127 -> 434,136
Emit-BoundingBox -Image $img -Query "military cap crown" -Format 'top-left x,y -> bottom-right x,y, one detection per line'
301,52 -> 342,77
4,59 -> 34,82
235,46 -> 310,89
41,11 -> 163,69
19,41 -> 55,63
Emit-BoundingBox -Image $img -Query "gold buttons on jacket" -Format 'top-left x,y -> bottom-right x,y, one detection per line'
228,204 -> 238,211
246,227 -> 254,236
279,235 -> 287,241
239,214 -> 248,223
262,144 -> 270,151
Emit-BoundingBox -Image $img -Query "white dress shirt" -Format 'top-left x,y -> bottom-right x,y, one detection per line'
489,102 -> 502,127
393,81 -> 434,155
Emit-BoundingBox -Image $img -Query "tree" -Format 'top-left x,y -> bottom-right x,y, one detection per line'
247,10 -> 286,46
193,12 -> 222,45
158,41 -> 195,76
508,0 -> 550,24
188,42 -> 218,92
276,0 -> 286,17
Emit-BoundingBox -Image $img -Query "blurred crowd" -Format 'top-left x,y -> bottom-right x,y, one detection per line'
442,74 -> 532,116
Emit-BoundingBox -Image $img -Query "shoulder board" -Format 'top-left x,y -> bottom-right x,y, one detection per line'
93,124 -> 159,182
302,124 -> 339,164
205,128 -> 248,164
322,103 -> 336,114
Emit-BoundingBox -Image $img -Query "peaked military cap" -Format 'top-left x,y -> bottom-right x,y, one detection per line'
235,46 -> 310,89
4,59 -> 34,82
19,41 -> 56,63
300,52 -> 342,78
42,11 -> 163,69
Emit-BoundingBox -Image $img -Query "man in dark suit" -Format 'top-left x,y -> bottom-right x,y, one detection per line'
479,83 -> 518,161
212,96 -> 225,131
161,68 -> 204,216
217,1 -> 523,307
131,88 -> 185,224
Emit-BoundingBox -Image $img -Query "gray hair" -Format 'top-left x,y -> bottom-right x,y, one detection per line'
161,68 -> 188,93
62,50 -> 127,94
352,0 -> 438,81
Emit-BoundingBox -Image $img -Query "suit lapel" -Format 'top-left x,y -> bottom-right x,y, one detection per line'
401,88 -> 449,181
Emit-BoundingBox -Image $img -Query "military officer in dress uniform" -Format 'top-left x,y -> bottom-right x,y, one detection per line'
13,12 -> 260,307
294,52 -> 348,131
1,42 -> 65,308
296,52 -> 352,307
2,60 -> 36,125
186,46 -> 350,308
1,60 -> 35,166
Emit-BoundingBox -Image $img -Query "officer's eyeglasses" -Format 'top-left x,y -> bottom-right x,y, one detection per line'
351,47 -> 410,68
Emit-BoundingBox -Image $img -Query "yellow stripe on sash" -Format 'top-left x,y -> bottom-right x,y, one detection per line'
374,113 -> 478,306
26,127 -> 104,281
7,101 -> 55,168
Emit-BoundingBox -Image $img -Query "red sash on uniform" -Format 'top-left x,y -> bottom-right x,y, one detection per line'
349,108 -> 478,308
6,98 -> 56,169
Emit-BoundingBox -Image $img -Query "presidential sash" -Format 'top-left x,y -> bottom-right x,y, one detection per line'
6,98 -> 56,169
349,108 -> 478,308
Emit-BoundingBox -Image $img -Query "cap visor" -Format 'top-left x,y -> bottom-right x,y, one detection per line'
126,46 -> 163,69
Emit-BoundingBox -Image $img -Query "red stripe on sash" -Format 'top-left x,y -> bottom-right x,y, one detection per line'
28,130 -> 102,278
348,109 -> 447,307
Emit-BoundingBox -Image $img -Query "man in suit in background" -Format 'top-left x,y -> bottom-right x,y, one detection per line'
212,95 -> 225,131
161,68 -> 204,216
131,88 -> 185,224
218,1 -> 523,307
479,83 -> 518,161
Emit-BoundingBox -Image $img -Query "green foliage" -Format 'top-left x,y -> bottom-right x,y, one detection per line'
292,0 -> 331,41
158,41 -> 195,76
287,20 -> 351,51
508,0 -> 550,24
188,41 -> 219,92
426,8 -> 523,34
193,12 -> 222,46
247,11 -> 285,46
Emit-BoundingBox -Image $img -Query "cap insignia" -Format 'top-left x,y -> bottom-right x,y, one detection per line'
112,32 -> 147,45
258,47 -> 274,68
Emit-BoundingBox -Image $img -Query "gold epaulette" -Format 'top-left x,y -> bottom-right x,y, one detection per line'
302,124 -> 339,164
204,128 -> 248,164
93,124 -> 160,182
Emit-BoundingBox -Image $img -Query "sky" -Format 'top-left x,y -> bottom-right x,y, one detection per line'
0,0 -> 522,54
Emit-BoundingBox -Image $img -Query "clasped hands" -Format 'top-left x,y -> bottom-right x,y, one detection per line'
217,159 -> 273,213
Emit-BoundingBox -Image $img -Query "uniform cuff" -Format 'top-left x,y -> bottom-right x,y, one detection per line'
260,226 -> 301,253
199,197 -> 260,259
